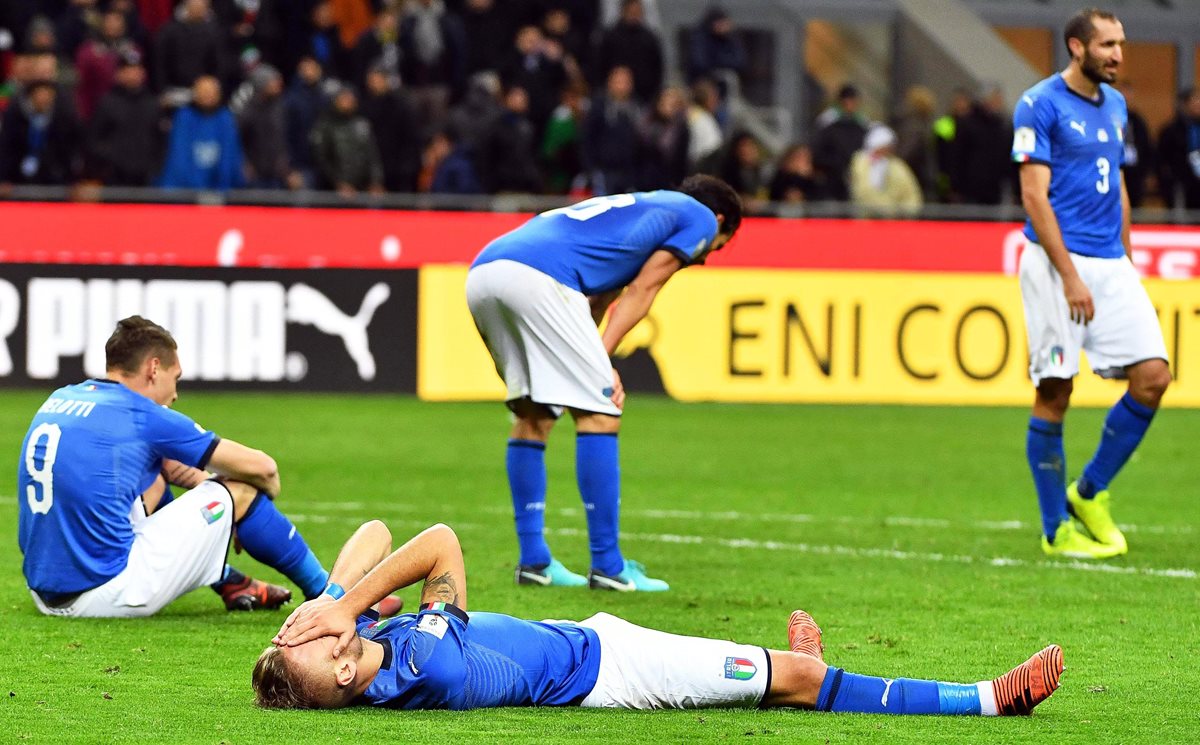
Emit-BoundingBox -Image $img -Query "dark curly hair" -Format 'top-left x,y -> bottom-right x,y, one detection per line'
677,174 -> 743,238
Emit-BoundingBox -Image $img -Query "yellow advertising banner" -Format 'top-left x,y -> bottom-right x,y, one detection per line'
418,265 -> 1200,407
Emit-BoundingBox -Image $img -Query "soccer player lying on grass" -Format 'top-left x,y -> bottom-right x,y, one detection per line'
257,521 -> 1062,716
17,316 -> 398,617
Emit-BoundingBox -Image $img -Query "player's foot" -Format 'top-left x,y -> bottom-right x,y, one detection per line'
588,559 -> 669,592
787,609 -> 824,661
1041,520 -> 1124,560
1067,481 -> 1127,554
377,595 -> 404,617
991,644 -> 1064,716
515,558 -> 588,587
221,577 -> 292,611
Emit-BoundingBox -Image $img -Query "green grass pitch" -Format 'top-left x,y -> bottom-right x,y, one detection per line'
1,392 -> 1197,744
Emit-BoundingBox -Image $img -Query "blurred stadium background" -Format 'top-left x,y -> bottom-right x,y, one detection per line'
1,0 -> 1198,742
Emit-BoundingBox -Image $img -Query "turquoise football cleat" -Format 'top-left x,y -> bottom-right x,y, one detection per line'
588,559 -> 669,592
514,558 -> 588,587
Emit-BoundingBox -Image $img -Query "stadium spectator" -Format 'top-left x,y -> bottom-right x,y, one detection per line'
719,130 -> 769,212
237,63 -> 289,189
74,8 -> 138,122
458,0 -> 510,76
55,0 -> 100,60
686,6 -> 746,92
446,70 -> 503,152
305,1 -> 350,82
933,87 -> 971,202
582,65 -> 641,195
477,84 -> 542,193
686,77 -> 723,171
1157,86 -> 1200,210
283,55 -> 328,190
0,79 -> 82,187
86,48 -> 161,186
360,64 -> 421,192
593,0 -> 662,105
157,75 -> 245,190
954,83 -> 1011,205
212,0 -> 282,74
349,5 -> 399,93
310,84 -> 385,196
422,126 -> 482,194
136,0 -> 174,35
890,84 -> 937,199
637,85 -> 689,190
540,5 -> 589,82
599,0 -> 661,32
541,81 -> 587,194
849,124 -> 923,218
22,15 -> 59,57
811,83 -> 867,201
398,0 -> 467,138
768,143 -> 826,203
1115,81 -> 1153,208
501,24 -> 567,140
259,520 -> 1063,718
154,0 -> 227,96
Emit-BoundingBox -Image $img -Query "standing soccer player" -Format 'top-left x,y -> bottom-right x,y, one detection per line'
17,316 -> 334,616
466,175 -> 742,591
1012,8 -> 1171,558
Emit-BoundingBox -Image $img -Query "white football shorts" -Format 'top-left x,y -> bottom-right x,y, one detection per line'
465,260 -> 621,417
31,480 -> 233,618
1019,243 -> 1168,386
574,612 -> 770,709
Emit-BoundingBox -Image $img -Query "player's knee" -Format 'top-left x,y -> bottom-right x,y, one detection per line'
222,480 -> 260,518
1036,379 -> 1073,415
572,411 -> 620,434
764,651 -> 826,708
1130,361 -> 1171,404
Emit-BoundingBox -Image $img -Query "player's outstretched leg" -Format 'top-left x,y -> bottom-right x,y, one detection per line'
990,645 -> 1064,716
227,484 -> 330,600
212,566 -> 292,611
788,610 -> 823,661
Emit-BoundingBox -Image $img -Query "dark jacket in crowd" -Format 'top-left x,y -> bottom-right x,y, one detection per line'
582,95 -> 641,194
154,15 -> 226,90
687,12 -> 746,84
478,109 -> 543,193
239,92 -> 289,187
398,6 -> 467,93
447,78 -> 503,151
594,19 -> 663,104
311,110 -> 384,190
431,144 -> 483,194
457,1 -> 511,76
283,78 -> 327,174
811,116 -> 866,201
88,83 -> 163,185
157,105 -> 244,190
361,88 -> 422,192
637,109 -> 689,190
0,94 -> 82,185
1122,107 -> 1154,208
1157,112 -> 1200,209
501,50 -> 567,137
954,102 -> 1012,205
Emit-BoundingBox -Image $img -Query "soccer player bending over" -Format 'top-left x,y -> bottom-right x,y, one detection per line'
466,174 -> 743,591
1012,8 -> 1171,559
17,316 -> 393,616
257,521 -> 1062,716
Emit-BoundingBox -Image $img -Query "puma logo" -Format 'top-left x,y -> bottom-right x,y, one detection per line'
286,283 -> 391,380
1070,120 -> 1087,136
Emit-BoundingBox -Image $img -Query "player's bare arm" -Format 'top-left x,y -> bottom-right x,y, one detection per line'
276,523 -> 466,656
162,458 -> 209,489
207,438 -> 281,498
588,289 -> 624,326
1019,163 -> 1095,323
601,249 -> 684,355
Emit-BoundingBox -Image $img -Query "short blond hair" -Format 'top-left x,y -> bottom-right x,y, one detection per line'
252,646 -> 316,709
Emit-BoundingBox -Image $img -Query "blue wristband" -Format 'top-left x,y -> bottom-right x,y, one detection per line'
322,582 -> 345,599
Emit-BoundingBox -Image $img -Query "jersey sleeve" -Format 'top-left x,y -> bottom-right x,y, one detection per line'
1012,92 -> 1055,166
139,404 -> 220,469
660,200 -> 719,264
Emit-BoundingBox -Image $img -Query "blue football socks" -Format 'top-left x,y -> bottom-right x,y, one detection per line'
507,439 -> 551,567
1027,417 -> 1068,540
816,667 -> 985,715
1077,393 -> 1156,498
236,492 -> 328,599
576,432 -> 624,577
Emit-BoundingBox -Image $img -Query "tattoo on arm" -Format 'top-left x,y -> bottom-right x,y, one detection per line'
421,572 -> 459,606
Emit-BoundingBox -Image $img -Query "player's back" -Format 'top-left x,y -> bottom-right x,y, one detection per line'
19,380 -> 178,595
1013,74 -> 1127,257
471,190 -> 718,295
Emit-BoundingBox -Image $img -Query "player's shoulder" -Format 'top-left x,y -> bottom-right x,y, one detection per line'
1018,75 -> 1065,111
1099,82 -> 1126,109
638,189 -> 699,211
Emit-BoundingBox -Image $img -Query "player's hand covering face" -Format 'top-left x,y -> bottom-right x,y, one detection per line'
275,595 -> 359,658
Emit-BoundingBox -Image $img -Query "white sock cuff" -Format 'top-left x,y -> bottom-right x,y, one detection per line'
976,681 -> 998,716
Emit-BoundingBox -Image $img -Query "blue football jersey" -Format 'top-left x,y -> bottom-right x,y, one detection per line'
1012,74 -> 1128,258
471,190 -> 720,295
17,380 -> 219,594
358,605 -> 601,710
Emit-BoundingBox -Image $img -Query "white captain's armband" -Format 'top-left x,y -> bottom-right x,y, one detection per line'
1013,126 -> 1036,154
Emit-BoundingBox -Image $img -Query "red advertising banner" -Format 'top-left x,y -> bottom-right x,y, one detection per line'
1,202 -> 1198,276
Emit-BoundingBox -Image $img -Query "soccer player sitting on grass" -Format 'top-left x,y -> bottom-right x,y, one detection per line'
257,520 -> 1062,717
17,316 -> 398,617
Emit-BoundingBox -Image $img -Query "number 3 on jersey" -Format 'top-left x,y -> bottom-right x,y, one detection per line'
24,422 -> 61,514
1095,157 -> 1110,194
541,194 -> 637,221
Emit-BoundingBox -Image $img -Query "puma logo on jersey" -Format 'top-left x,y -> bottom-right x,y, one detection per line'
1069,120 -> 1087,136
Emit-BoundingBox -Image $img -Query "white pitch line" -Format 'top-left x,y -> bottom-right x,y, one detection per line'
288,513 -> 1197,580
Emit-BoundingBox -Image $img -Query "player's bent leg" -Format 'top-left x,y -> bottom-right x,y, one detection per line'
1126,358 -> 1171,409
761,651 -> 827,708
226,480 -> 330,600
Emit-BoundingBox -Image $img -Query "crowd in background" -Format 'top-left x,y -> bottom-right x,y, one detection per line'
1,0 -> 1198,215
